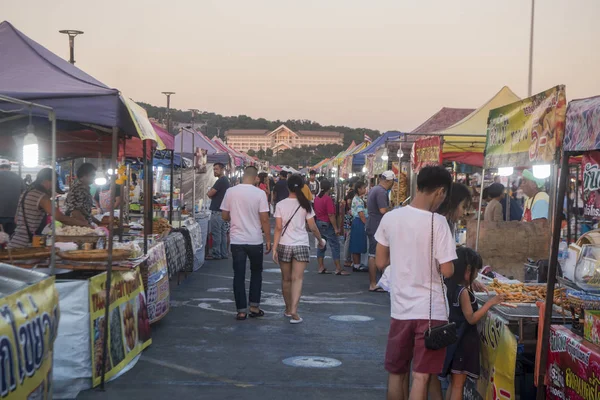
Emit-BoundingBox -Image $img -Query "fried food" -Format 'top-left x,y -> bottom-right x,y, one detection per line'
488,278 -> 565,303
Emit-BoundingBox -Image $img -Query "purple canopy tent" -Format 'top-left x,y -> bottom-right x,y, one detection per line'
174,127 -> 229,164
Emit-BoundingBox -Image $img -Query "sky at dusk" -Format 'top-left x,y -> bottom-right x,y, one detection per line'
3,0 -> 599,132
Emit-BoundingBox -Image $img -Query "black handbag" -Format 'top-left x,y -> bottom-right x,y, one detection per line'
424,212 -> 458,350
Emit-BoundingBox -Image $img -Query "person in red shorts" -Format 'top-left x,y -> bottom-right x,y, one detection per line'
375,166 -> 457,400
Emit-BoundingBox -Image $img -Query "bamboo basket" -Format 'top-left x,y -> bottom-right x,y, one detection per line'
0,247 -> 51,261
58,249 -> 132,262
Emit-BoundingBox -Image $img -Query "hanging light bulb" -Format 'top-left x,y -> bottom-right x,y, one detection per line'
95,175 -> 107,186
381,148 -> 389,161
23,132 -> 39,168
397,148 -> 404,159
362,167 -> 367,173
498,167 -> 514,177
332,167 -> 337,172
107,168 -> 114,175
157,166 -> 164,172
533,164 -> 551,179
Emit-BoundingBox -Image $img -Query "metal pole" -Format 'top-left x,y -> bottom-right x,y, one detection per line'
566,167 -> 572,244
505,175 -> 511,221
143,140 -> 148,256
536,155 -> 569,399
100,126 -> 118,390
149,145 -> 154,234
180,129 -> 184,215
169,150 -> 174,224
527,0 -> 535,96
50,111 -> 57,275
475,168 -> 486,251
192,131 -> 196,216
59,30 -> 83,64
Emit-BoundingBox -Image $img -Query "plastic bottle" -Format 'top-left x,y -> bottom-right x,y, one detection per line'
558,240 -> 568,262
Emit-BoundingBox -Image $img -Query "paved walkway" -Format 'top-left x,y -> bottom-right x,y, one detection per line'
78,253 -> 391,399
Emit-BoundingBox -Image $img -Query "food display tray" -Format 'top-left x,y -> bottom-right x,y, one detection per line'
474,293 -> 565,321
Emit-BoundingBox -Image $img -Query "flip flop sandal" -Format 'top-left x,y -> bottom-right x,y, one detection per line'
236,312 -> 247,320
369,287 -> 386,293
318,269 -> 331,274
335,271 -> 350,276
284,312 -> 292,318
249,309 -> 265,318
290,317 -> 303,324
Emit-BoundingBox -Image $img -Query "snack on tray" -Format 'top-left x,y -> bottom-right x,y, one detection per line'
488,278 -> 564,304
152,218 -> 171,235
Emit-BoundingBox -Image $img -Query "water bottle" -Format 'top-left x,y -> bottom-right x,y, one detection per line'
558,240 -> 568,262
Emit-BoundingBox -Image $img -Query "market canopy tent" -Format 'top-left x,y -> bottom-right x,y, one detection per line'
352,131 -> 403,167
122,122 -> 174,159
174,128 -> 229,164
433,86 -> 521,167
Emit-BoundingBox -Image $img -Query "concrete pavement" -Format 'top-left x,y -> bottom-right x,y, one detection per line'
77,253 -> 391,399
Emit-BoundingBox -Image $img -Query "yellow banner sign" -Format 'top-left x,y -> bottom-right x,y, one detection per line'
485,85 -> 567,168
0,277 -> 59,399
89,267 -> 152,387
476,312 -> 517,399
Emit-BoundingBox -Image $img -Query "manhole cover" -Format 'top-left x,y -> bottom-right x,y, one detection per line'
282,356 -> 341,368
329,315 -> 373,322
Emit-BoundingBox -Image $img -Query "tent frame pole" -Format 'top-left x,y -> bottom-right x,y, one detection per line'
193,131 -> 196,216
100,126 -> 118,390
143,140 -> 148,255
536,154 -> 569,398
475,167 -> 486,251
149,144 -> 154,234
50,111 -> 57,275
169,150 -> 174,224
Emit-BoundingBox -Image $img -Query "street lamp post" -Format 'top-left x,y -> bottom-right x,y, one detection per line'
189,109 -> 200,214
162,92 -> 175,222
59,30 -> 84,64
527,0 -> 535,96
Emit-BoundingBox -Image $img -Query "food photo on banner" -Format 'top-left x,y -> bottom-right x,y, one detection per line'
0,276 -> 59,400
88,268 -> 152,387
145,242 -> 170,323
484,85 -> 567,168
582,151 -> 600,218
411,136 -> 442,172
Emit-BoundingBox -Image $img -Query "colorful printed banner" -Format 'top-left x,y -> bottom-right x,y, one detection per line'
146,242 -> 170,323
411,136 -> 442,172
485,85 -> 567,168
0,277 -> 59,400
564,95 -> 600,152
121,96 -> 166,150
476,312 -> 517,399
89,267 -> 152,387
546,325 -> 600,399
582,151 -> 600,218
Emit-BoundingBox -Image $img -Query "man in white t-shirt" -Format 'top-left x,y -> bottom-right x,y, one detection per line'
221,166 -> 271,321
375,166 -> 457,400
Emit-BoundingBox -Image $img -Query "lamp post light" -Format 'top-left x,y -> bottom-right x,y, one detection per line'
527,0 -> 535,96
59,30 -> 84,64
162,92 -> 175,134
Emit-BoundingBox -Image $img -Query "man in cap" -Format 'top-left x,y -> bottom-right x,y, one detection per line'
0,159 -> 25,235
366,170 -> 396,292
520,169 -> 549,221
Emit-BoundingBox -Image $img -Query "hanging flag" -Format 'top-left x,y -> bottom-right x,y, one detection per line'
364,134 -> 372,143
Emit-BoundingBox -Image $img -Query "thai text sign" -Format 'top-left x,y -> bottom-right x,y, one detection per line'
582,152 -> 600,218
146,242 -> 170,323
485,85 -> 567,168
546,325 -> 600,400
0,277 -> 59,399
89,267 -> 152,387
476,312 -> 516,399
411,136 -> 442,172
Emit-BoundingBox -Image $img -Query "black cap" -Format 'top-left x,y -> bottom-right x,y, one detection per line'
36,168 -> 65,195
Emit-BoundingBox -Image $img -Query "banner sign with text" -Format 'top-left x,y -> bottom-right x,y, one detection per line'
582,151 -> 600,218
546,325 -> 600,400
146,242 -> 170,323
564,95 -> 600,152
476,312 -> 517,399
89,267 -> 152,387
411,136 -> 442,172
484,85 -> 567,168
0,277 -> 59,400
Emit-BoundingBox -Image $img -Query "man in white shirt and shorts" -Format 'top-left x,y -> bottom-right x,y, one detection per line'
221,166 -> 272,321
375,166 -> 457,400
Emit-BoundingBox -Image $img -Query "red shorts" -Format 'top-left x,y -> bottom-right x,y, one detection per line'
385,318 -> 447,375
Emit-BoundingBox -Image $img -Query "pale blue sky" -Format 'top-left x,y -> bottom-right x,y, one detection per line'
3,0 -> 599,131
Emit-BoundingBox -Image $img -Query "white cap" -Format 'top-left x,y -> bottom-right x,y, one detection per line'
380,171 -> 397,181
0,159 -> 9,166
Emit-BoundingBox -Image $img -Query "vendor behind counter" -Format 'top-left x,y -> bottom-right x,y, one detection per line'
9,168 -> 88,248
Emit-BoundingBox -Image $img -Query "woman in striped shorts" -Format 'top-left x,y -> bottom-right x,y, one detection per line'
273,174 -> 325,324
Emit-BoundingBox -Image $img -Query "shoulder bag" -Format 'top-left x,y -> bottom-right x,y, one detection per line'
281,205 -> 301,237
424,212 -> 458,350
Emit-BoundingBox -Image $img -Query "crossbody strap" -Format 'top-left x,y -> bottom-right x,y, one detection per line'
281,205 -> 301,237
428,212 -> 450,333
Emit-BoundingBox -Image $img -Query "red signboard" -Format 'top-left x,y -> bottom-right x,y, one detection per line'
582,151 -> 600,218
546,325 -> 600,400
411,136 -> 442,172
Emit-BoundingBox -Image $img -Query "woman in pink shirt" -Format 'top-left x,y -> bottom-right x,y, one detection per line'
313,180 -> 348,275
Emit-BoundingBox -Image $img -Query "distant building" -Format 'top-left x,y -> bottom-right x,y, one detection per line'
224,124 -> 343,153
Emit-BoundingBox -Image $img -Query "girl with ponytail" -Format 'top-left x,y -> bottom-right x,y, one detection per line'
272,174 -> 325,324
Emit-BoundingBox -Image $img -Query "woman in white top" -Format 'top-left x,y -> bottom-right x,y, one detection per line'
273,174 -> 325,324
